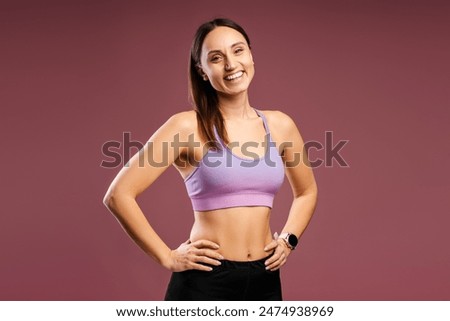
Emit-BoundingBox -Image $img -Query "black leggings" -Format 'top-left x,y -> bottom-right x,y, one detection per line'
164,255 -> 282,301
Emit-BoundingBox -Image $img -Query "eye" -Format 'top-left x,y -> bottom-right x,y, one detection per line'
210,55 -> 222,63
234,47 -> 244,54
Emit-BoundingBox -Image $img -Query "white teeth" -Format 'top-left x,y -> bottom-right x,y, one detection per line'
225,71 -> 244,80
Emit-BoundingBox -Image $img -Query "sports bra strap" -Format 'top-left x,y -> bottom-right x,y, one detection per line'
254,109 -> 270,135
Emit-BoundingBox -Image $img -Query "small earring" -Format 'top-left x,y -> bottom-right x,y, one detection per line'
202,75 -> 208,81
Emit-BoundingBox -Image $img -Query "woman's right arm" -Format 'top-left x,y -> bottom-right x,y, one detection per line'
103,111 -> 222,272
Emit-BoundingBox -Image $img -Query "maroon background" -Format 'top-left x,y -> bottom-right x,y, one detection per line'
1,0 -> 449,300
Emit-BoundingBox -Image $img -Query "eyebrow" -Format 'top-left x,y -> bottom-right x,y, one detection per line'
207,41 -> 246,56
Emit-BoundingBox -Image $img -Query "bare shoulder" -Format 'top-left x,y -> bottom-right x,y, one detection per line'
258,109 -> 298,137
166,109 -> 197,130
157,109 -> 197,138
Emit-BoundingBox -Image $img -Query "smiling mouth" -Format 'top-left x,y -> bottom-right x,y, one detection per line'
224,71 -> 244,81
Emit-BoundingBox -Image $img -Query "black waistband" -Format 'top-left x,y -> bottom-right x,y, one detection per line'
215,252 -> 274,269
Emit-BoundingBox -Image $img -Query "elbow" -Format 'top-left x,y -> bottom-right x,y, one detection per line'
310,182 -> 318,204
310,183 -> 319,212
103,191 -> 123,219
294,181 -> 318,199
103,192 -> 112,208
294,183 -> 318,211
103,191 -> 115,210
313,183 -> 318,200
102,187 -> 135,214
103,187 -> 122,211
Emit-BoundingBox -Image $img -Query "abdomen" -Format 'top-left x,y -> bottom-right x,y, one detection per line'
190,206 -> 273,261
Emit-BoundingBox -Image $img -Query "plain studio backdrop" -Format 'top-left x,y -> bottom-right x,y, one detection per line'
1,0 -> 449,300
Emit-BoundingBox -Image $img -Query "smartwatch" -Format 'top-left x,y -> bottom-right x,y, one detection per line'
278,233 -> 298,250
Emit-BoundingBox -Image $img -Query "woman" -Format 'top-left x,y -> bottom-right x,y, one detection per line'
103,18 -> 318,301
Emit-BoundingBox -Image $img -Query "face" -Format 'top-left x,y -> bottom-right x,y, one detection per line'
199,26 -> 255,97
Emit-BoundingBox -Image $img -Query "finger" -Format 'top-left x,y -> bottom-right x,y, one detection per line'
190,262 -> 214,272
195,255 -> 222,266
195,248 -> 224,260
265,244 -> 287,265
264,239 -> 278,252
267,260 -> 285,271
264,249 -> 283,266
191,239 -> 220,249
266,253 -> 286,271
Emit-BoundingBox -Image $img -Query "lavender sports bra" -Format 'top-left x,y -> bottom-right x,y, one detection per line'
184,109 -> 285,211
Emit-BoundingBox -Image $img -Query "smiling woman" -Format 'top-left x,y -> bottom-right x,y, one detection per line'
200,27 -> 254,96
103,18 -> 318,301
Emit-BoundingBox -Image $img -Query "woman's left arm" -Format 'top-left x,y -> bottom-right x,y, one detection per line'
265,111 -> 318,271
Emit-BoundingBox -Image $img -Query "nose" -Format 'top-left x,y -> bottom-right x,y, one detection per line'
224,56 -> 237,71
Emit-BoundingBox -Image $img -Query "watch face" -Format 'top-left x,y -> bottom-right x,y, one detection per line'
288,234 -> 298,247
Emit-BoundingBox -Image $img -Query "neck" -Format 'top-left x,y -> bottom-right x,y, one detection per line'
217,92 -> 255,120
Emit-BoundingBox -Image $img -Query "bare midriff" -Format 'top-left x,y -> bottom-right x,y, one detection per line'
190,206 -> 274,262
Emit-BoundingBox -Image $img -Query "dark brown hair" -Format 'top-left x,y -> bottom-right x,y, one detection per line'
188,18 -> 251,149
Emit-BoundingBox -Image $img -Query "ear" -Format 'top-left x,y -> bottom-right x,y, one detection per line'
196,64 -> 208,81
